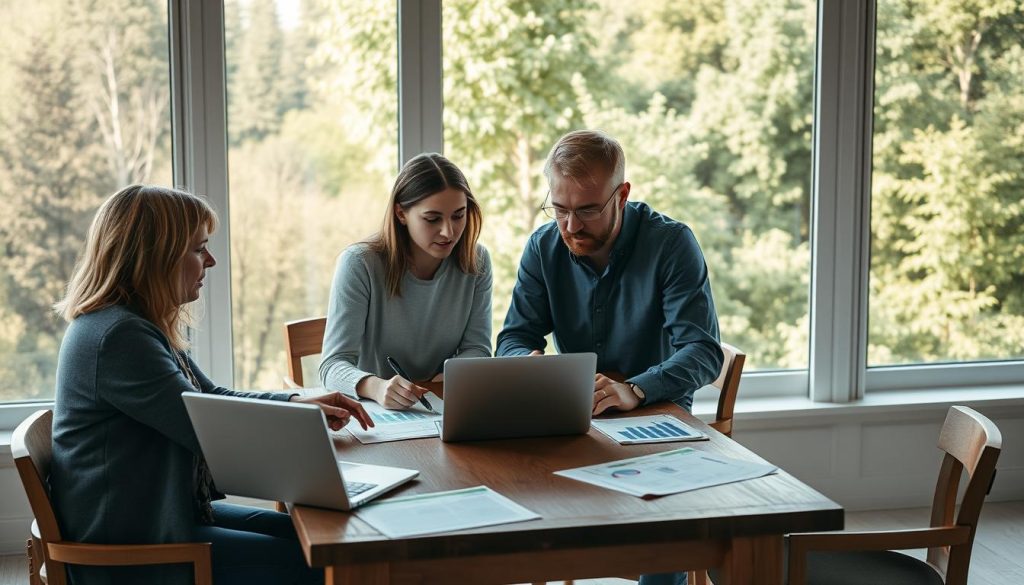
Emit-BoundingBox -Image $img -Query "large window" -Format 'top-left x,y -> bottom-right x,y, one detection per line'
2,1 -> 1021,407
868,0 -> 1024,367
0,0 -> 173,401
442,0 -> 818,372
223,0 -> 398,388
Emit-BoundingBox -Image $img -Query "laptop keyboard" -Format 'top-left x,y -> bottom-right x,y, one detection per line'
346,481 -> 378,497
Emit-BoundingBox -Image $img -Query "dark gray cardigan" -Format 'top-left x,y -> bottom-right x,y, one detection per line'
50,304 -> 292,584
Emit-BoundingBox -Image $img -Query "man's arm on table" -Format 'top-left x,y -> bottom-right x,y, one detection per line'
496,237 -> 553,356
627,228 -> 724,409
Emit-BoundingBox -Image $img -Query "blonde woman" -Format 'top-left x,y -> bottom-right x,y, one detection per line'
319,153 -> 492,409
50,185 -> 368,585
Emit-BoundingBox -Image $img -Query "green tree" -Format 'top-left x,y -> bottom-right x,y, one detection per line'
0,23 -> 105,397
229,0 -> 287,145
869,0 -> 1024,364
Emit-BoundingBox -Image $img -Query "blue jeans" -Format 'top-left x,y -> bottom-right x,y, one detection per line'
639,571 -> 687,585
194,502 -> 323,585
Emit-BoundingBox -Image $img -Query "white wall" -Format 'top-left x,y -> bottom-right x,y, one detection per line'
726,403 -> 1024,512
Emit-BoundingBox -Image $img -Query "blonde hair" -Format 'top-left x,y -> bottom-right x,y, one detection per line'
543,129 -> 626,186
368,153 -> 483,297
55,185 -> 219,350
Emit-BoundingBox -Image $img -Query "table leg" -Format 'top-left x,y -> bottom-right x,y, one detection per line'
720,535 -> 783,585
326,562 -> 390,585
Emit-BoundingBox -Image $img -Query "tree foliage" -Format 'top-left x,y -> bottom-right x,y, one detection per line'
1,0 -> 1021,398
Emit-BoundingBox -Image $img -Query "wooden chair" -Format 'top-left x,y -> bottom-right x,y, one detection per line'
706,342 -> 745,438
783,405 -> 1001,585
283,316 -> 327,388
708,405 -> 1001,585
13,410 -> 212,585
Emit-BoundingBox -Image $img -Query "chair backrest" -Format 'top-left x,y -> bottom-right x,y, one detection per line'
283,316 -> 327,387
12,409 -> 67,584
927,405 -> 1001,585
707,342 -> 745,437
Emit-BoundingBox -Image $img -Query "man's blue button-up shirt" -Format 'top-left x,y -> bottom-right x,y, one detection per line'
496,201 -> 723,410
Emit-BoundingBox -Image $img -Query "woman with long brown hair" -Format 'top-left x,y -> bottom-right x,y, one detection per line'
319,153 -> 492,409
51,185 -> 369,585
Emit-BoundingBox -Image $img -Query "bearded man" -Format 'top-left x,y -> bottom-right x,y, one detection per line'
496,129 -> 723,416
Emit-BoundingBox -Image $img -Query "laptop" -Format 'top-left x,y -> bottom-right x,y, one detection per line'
441,353 -> 596,442
182,392 -> 418,511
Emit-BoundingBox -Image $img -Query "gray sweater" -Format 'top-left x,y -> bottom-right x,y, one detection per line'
319,243 -> 492,394
50,304 -> 292,585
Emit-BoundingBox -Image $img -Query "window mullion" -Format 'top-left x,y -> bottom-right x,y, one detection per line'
170,0 -> 234,385
398,0 -> 443,165
808,0 -> 876,402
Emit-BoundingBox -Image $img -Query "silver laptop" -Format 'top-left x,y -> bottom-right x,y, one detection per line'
182,392 -> 418,511
441,353 -> 596,442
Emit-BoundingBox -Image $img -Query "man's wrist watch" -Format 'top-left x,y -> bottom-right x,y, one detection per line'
627,382 -> 646,404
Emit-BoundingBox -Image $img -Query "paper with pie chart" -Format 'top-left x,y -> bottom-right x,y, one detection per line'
554,447 -> 777,497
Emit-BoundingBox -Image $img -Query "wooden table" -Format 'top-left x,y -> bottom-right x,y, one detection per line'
289,400 -> 843,584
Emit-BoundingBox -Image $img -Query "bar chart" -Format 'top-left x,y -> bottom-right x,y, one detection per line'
618,420 -> 693,441
372,410 -> 430,425
591,414 -> 708,445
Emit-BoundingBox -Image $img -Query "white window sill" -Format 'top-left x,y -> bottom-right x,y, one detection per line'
692,384 -> 1024,425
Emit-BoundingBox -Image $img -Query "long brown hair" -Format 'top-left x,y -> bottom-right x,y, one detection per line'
54,185 -> 219,349
368,153 -> 483,297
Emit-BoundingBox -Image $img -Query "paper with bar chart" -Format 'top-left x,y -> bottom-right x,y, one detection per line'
591,414 -> 708,445
345,393 -> 444,444
555,447 -> 778,497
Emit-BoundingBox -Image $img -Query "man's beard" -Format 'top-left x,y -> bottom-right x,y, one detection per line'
560,213 -> 618,256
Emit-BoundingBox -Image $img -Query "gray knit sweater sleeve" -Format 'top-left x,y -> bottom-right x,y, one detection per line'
319,246 -> 377,395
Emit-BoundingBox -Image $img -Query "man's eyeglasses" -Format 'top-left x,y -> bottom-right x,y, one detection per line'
540,183 -> 622,223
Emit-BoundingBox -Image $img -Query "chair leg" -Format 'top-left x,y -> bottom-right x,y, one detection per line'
695,569 -> 712,585
27,538 -> 43,585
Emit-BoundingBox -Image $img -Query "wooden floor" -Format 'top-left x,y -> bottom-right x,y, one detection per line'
1,501 -> 1021,584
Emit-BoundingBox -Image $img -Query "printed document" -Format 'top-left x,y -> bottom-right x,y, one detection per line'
592,414 -> 708,444
345,394 -> 444,444
355,486 -> 540,538
555,447 -> 777,497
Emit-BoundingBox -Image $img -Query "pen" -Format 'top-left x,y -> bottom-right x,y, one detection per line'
385,355 -> 435,412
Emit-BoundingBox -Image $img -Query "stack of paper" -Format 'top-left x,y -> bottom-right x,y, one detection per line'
555,447 -> 777,497
355,486 -> 540,538
345,394 -> 444,444
592,414 -> 708,444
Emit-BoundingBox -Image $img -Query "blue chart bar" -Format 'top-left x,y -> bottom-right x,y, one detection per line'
617,421 -> 692,440
372,411 -> 428,424
656,422 -> 691,437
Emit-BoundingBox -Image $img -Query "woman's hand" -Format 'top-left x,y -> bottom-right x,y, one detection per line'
362,375 -> 430,410
290,392 -> 374,431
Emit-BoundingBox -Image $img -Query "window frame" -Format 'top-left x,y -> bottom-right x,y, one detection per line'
3,0 -> 1021,420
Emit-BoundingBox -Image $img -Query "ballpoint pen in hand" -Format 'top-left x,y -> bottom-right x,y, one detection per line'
385,355 -> 435,412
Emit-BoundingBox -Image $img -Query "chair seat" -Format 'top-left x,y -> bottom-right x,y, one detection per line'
708,544 -> 944,585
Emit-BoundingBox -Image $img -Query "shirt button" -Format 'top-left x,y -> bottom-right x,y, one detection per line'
595,307 -> 603,313
596,342 -> 604,348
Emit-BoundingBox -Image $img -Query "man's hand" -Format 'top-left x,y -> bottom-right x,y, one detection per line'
592,374 -> 640,416
290,392 -> 374,431
528,349 -> 544,356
